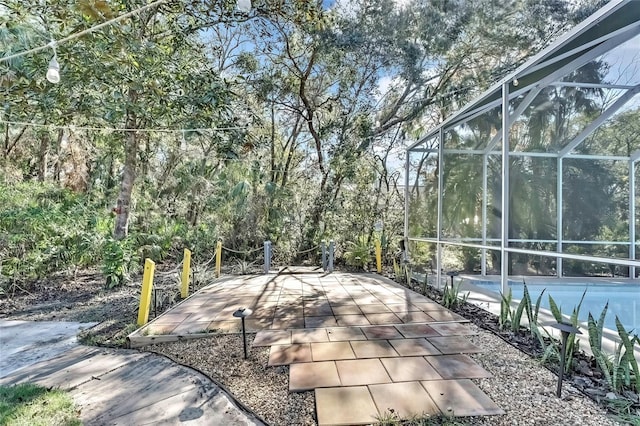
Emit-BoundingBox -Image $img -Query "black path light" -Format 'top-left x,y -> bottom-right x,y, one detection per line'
233,307 -> 253,359
446,270 -> 459,286
550,321 -> 582,397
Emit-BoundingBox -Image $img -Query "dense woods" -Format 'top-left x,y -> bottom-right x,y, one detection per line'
2,0 -> 629,288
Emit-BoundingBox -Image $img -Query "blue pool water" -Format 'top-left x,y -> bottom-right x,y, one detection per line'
470,280 -> 640,332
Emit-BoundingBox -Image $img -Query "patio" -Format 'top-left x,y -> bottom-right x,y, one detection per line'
131,271 -> 504,425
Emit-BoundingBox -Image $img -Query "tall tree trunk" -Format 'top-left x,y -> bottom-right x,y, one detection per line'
114,90 -> 138,240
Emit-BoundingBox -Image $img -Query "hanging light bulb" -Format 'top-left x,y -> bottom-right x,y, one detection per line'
236,0 -> 251,13
46,41 -> 60,84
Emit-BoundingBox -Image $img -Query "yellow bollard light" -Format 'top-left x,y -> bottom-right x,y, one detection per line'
375,239 -> 382,273
181,248 -> 191,299
137,258 -> 156,326
215,240 -> 222,278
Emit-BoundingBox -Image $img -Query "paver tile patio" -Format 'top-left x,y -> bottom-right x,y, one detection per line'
268,344 -> 312,366
350,340 -> 399,358
289,361 -> 340,391
388,338 -> 441,357
358,304 -> 392,314
315,386 -> 379,426
335,359 -> 392,386
369,381 -> 439,419
311,342 -> 356,361
421,379 -> 504,416
331,305 -> 363,315
326,327 -> 367,342
427,310 -> 468,322
425,355 -> 492,379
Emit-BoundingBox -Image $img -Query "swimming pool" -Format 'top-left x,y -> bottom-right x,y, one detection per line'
467,279 -> 639,332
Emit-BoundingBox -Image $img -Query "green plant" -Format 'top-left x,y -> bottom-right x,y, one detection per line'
344,235 -> 372,269
499,290 -> 512,331
102,237 -> 140,288
545,290 -> 586,373
442,278 -> 469,309
525,285 -> 545,339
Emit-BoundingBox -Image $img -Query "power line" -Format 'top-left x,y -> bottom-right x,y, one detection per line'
0,120 -> 249,133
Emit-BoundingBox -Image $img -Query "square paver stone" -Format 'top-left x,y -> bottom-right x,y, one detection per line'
316,386 -> 380,426
326,327 -> 367,342
399,311 -> 435,323
358,304 -> 392,314
331,305 -> 364,315
311,342 -> 356,361
395,324 -> 441,338
380,356 -> 442,382
425,355 -> 492,379
336,359 -> 392,386
290,362 -> 340,391
369,381 -> 440,419
144,323 -> 178,335
305,316 -> 338,328
430,322 -> 474,336
421,379 -> 504,416
335,315 -> 371,327
268,344 -> 312,366
252,330 -> 291,347
271,317 -> 305,329
292,328 -> 329,343
427,336 -> 482,354
365,313 -> 402,325
388,338 -> 441,356
350,340 -> 399,358
385,303 -> 421,313
427,310 -> 468,322
361,326 -> 403,340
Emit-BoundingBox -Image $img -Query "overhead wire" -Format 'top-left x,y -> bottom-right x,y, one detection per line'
0,0 -> 169,64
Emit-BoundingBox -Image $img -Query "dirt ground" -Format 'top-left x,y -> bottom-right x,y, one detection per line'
0,269 -> 183,347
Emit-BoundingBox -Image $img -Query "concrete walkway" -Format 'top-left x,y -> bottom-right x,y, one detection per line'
0,320 -> 263,425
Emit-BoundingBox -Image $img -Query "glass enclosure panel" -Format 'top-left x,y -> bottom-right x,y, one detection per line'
407,137 -> 439,239
442,105 -> 501,151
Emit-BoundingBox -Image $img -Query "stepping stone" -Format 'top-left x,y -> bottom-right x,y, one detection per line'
369,381 -> 440,419
292,328 -> 329,343
252,330 -> 291,347
311,342 -> 356,361
315,386 -> 379,426
388,338 -> 441,357
425,355 -> 492,379
395,323 -> 441,338
350,340 -> 399,359
326,327 -> 367,342
361,326 -> 403,340
427,336 -> 482,354
268,344 -> 312,366
336,359 -> 392,386
289,361 -> 340,391
380,357 -> 442,382
421,379 -> 504,416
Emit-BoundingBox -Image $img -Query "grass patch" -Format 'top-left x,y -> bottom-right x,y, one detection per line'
375,409 -> 469,425
0,383 -> 80,426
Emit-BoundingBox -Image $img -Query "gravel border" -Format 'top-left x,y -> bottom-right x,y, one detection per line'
149,324 -> 620,426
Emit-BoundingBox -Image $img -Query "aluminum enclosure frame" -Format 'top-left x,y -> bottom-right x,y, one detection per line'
405,0 -> 640,293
